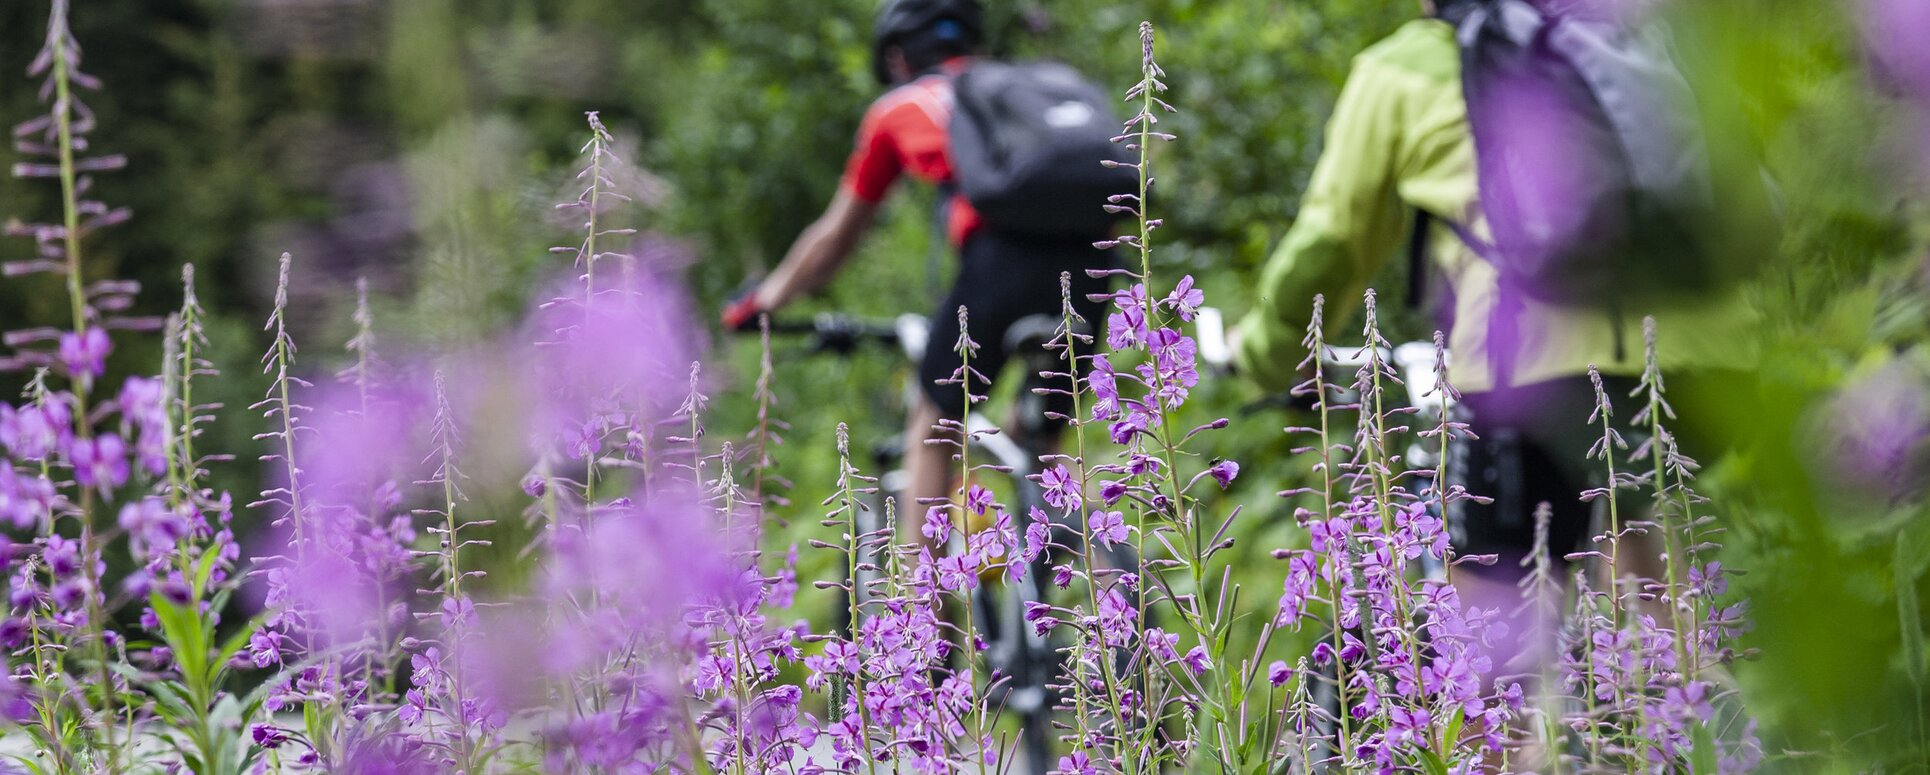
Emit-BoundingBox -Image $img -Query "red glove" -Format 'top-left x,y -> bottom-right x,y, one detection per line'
721,294 -> 764,333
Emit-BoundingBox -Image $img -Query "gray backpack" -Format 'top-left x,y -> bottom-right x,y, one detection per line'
1427,0 -> 1723,381
948,60 -> 1137,239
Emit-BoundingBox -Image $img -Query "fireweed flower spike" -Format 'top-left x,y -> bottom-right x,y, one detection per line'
744,316 -> 792,519
1076,21 -> 1284,772
2,6 -> 145,765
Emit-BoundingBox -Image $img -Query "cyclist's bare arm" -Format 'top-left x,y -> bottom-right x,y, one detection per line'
753,188 -> 880,311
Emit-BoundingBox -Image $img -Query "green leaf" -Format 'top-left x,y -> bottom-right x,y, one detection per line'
1443,707 -> 1466,750
1896,539 -> 1926,687
1416,748 -> 1450,775
2,753 -> 50,775
139,676 -> 198,724
1691,721 -> 1720,775
194,548 -> 220,598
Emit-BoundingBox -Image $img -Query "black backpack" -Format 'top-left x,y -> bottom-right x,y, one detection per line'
948,60 -> 1137,239
1428,0 -> 1721,306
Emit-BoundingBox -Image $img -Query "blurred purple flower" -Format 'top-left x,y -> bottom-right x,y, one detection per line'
57,328 -> 110,379
70,433 -> 128,490
0,401 -> 70,461
1816,360 -> 1930,505
1862,0 -> 1930,102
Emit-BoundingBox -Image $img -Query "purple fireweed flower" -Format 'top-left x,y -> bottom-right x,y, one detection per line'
0,618 -> 27,649
771,544 -> 800,609
70,433 -> 129,491
249,628 -> 284,668
1276,550 -> 1317,627
1053,564 -> 1073,589
1663,680 -> 1715,723
1688,561 -> 1728,598
1057,750 -> 1097,775
1148,327 -> 1199,390
921,506 -> 951,542
117,376 -> 169,474
1145,628 -> 1180,662
1022,516 -> 1050,563
0,401 -> 69,461
1109,406 -> 1151,445
1207,459 -> 1239,489
966,483 -> 994,516
1815,360 -> 1930,504
1088,354 -> 1121,420
1268,660 -> 1292,687
1339,633 -> 1367,663
1040,464 -> 1081,511
1862,0 -> 1930,102
158,576 -> 192,606
1087,509 -> 1129,547
118,375 -> 165,425
1025,601 -> 1057,637
1097,478 -> 1128,505
440,596 -> 476,628
1182,645 -> 1212,675
803,640 -> 859,690
1308,514 -> 1352,554
1096,587 -> 1134,647
57,327 -> 110,379
1311,641 -> 1336,666
1386,706 -> 1432,750
50,579 -> 89,610
1163,275 -> 1204,321
0,471 -> 49,531
117,497 -> 183,559
935,553 -> 979,592
1106,286 -> 1151,350
43,534 -> 81,578
251,724 -> 289,749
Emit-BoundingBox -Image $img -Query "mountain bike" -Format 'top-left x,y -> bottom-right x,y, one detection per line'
763,311 -> 1139,774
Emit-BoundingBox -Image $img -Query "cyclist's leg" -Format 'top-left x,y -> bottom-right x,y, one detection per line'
904,393 -> 958,540
911,239 -> 1014,541
1008,256 -> 1112,453
1448,378 -> 1600,674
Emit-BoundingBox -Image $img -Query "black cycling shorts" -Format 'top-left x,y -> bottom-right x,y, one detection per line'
919,230 -> 1113,423
1444,375 -> 1641,577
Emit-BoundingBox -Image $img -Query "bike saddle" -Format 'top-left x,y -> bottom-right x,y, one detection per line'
1003,313 -> 1067,358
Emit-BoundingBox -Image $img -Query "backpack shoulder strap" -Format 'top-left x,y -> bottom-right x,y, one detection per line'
1405,209 -> 1495,307
1405,208 -> 1433,310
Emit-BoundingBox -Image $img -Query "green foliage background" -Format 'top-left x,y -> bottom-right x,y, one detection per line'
2,0 -> 1927,768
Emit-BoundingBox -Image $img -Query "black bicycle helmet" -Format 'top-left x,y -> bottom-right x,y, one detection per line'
871,0 -> 984,85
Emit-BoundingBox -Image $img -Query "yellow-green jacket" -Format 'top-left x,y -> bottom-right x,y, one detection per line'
1233,18 -> 1759,394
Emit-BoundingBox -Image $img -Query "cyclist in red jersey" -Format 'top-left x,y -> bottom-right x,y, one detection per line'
725,0 -> 1111,538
